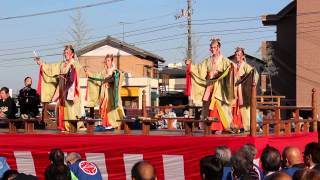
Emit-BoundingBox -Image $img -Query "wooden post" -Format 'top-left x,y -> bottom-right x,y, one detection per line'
294,109 -> 301,133
124,122 -> 131,134
311,88 -> 318,132
141,90 -> 149,135
185,122 -> 193,136
275,107 -> 281,135
250,71 -> 257,136
142,90 -> 147,117
284,121 -> 291,135
89,107 -> 94,118
263,122 -> 269,136
42,103 -> 48,122
203,120 -> 213,136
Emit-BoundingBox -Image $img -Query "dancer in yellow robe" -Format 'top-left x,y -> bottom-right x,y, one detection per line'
185,38 -> 234,133
85,54 -> 125,129
36,45 -> 83,131
232,47 -> 259,132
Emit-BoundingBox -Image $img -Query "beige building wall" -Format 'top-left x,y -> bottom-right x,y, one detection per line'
78,55 -> 155,78
296,0 -> 320,106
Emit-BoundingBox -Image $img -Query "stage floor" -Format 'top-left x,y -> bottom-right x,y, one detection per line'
0,127 -> 252,136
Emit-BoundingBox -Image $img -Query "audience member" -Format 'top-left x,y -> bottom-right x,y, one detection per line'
237,144 -> 264,180
2,169 -> 37,180
44,149 -> 72,180
267,171 -> 292,180
2,170 -> 19,180
131,161 -> 157,180
260,145 -> 281,179
0,156 -> 10,179
303,142 -> 320,169
293,168 -> 320,180
0,87 -> 17,119
281,146 -> 304,176
215,146 -> 232,180
200,155 -> 223,180
65,152 -> 102,180
231,151 -> 259,180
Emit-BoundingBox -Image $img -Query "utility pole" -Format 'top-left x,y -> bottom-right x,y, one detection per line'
176,0 -> 193,116
119,21 -> 127,41
175,0 -> 192,60
187,0 -> 192,60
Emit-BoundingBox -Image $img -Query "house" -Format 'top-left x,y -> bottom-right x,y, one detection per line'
76,36 -> 165,109
159,63 -> 188,107
262,0 -> 320,106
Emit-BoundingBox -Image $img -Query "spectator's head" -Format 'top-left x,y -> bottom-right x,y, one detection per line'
2,169 -> 19,180
65,152 -> 81,165
293,168 -> 320,180
0,87 -> 10,100
131,161 -> 156,180
200,155 -> 223,180
268,171 -> 292,180
303,142 -> 320,168
231,151 -> 254,178
49,148 -> 65,165
260,145 -> 281,173
24,77 -> 32,88
282,146 -> 303,168
238,144 -> 257,162
45,164 -> 71,180
215,146 -> 232,165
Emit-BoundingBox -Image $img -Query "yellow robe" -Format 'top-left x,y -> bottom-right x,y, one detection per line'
190,55 -> 234,129
86,69 -> 125,128
40,60 -> 82,130
234,61 -> 259,131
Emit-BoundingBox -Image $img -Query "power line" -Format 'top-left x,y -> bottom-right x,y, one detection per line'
0,22 -> 185,52
0,30 -> 275,64
0,35 -> 276,68
0,27 -> 275,58
0,0 -> 125,21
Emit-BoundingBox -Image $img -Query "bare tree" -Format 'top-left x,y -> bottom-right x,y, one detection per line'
261,43 -> 278,96
262,45 -> 278,76
69,10 -> 90,50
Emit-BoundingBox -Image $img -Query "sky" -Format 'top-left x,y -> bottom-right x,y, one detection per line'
0,0 -> 292,92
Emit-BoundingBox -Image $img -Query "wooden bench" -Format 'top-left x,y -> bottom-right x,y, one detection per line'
2,118 -> 40,133
137,117 -> 160,135
137,117 -> 215,136
176,118 -> 216,136
64,119 -> 101,134
117,118 -> 136,134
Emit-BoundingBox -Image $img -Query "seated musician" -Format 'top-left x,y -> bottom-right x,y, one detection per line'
0,87 -> 17,119
18,77 -> 40,119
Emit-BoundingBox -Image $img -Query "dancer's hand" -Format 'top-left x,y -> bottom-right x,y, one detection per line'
185,59 -> 192,65
35,57 -> 43,66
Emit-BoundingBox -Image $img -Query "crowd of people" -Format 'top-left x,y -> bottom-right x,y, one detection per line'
0,142 -> 318,180
200,142 -> 320,180
0,148 -> 157,180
